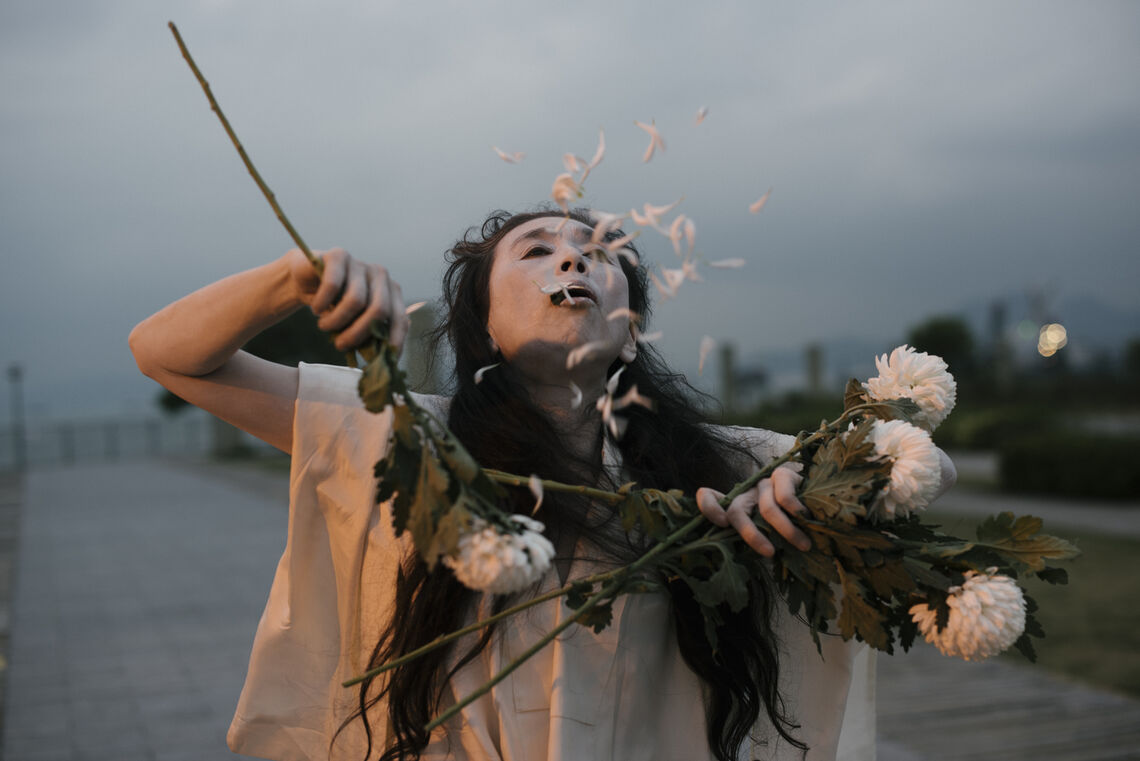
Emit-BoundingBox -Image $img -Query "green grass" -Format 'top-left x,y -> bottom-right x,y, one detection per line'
924,509 -> 1140,698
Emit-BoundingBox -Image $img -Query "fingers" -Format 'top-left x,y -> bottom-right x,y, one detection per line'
697,487 -> 774,556
696,487 -> 730,527
697,467 -> 813,557
317,257 -> 369,335
307,248 -> 409,352
310,248 -> 348,315
725,491 -> 775,557
757,476 -> 811,552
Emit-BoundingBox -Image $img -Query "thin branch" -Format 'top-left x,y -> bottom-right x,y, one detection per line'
168,22 -> 322,274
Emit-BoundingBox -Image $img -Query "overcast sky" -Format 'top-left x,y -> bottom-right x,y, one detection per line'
2,1 -> 1138,421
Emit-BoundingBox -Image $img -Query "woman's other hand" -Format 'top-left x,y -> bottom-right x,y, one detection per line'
285,247 -> 410,354
696,466 -> 811,557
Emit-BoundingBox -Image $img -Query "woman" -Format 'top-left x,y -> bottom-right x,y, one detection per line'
131,208 -> 943,760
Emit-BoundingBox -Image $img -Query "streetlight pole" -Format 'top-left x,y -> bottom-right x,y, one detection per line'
7,364 -> 25,471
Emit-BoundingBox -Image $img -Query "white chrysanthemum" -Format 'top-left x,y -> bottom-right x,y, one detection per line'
909,569 -> 1027,661
869,419 -> 941,520
863,345 -> 957,432
443,515 -> 555,594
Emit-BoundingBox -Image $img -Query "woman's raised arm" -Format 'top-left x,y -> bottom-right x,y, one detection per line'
128,247 -> 408,453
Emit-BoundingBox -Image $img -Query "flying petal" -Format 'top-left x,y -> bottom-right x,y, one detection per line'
614,246 -> 640,268
681,259 -> 702,282
528,474 -> 545,515
551,173 -> 580,212
577,128 -> 606,186
749,189 -> 772,214
636,330 -> 664,344
568,381 -> 583,410
474,363 -> 501,384
695,106 -> 709,125
587,128 -> 606,170
493,146 -> 525,163
668,215 -> 686,257
404,301 -> 427,315
683,218 -> 696,254
644,198 -> 681,220
663,268 -> 685,291
698,336 -> 716,376
605,364 -> 626,395
607,307 -> 642,324
605,232 -> 638,253
614,384 -> 655,411
563,153 -> 583,173
708,258 -> 746,269
634,119 -> 666,163
590,210 -> 626,244
566,340 -> 608,369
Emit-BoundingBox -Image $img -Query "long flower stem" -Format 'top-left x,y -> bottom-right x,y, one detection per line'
484,469 -> 627,505
424,511 -> 707,732
168,22 -> 321,273
341,567 -> 621,687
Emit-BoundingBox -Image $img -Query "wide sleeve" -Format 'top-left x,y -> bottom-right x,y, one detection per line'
228,363 -> 444,760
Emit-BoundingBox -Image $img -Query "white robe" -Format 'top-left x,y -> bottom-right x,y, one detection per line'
227,363 -> 876,761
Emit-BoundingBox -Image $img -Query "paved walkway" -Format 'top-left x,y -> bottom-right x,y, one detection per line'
2,460 -> 1139,760
3,461 -> 287,761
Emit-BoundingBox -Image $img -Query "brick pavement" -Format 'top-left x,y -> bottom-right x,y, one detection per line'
2,461 -> 287,761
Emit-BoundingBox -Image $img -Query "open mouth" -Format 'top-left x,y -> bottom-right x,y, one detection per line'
550,284 -> 596,306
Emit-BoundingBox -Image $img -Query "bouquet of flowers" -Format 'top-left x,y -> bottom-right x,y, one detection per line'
168,22 -> 1079,735
347,335 -> 1078,731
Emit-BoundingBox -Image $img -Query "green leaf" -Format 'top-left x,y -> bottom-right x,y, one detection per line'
576,601 -> 613,634
357,355 -> 392,412
378,442 -> 421,536
843,378 -> 867,413
1013,632 -> 1037,662
863,559 -> 916,599
779,544 -> 839,586
437,437 -> 480,485
898,615 -> 919,652
934,600 -> 950,632
799,467 -> 873,525
975,512 -> 1081,572
408,451 -> 452,561
690,557 -> 751,613
391,405 -> 420,449
912,539 -> 976,561
837,574 -> 890,650
1023,611 -> 1045,639
902,557 -> 952,592
862,397 -> 921,424
619,494 -> 667,540
1035,566 -> 1069,585
426,503 -> 469,566
566,580 -> 594,610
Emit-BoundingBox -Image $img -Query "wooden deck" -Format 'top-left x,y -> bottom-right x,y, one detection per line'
877,641 -> 1140,760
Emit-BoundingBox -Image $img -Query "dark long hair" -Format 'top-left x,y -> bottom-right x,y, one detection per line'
339,208 -> 805,760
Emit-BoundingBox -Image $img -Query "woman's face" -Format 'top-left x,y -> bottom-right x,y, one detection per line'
486,216 -> 636,386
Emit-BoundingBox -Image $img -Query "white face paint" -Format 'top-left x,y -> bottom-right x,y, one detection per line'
485,217 -> 637,388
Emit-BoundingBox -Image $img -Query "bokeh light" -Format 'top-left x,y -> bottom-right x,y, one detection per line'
1038,323 -> 1068,357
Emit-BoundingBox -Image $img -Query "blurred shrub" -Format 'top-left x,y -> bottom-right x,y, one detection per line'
934,404 -> 1057,450
999,433 -> 1140,500
726,392 -> 842,437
